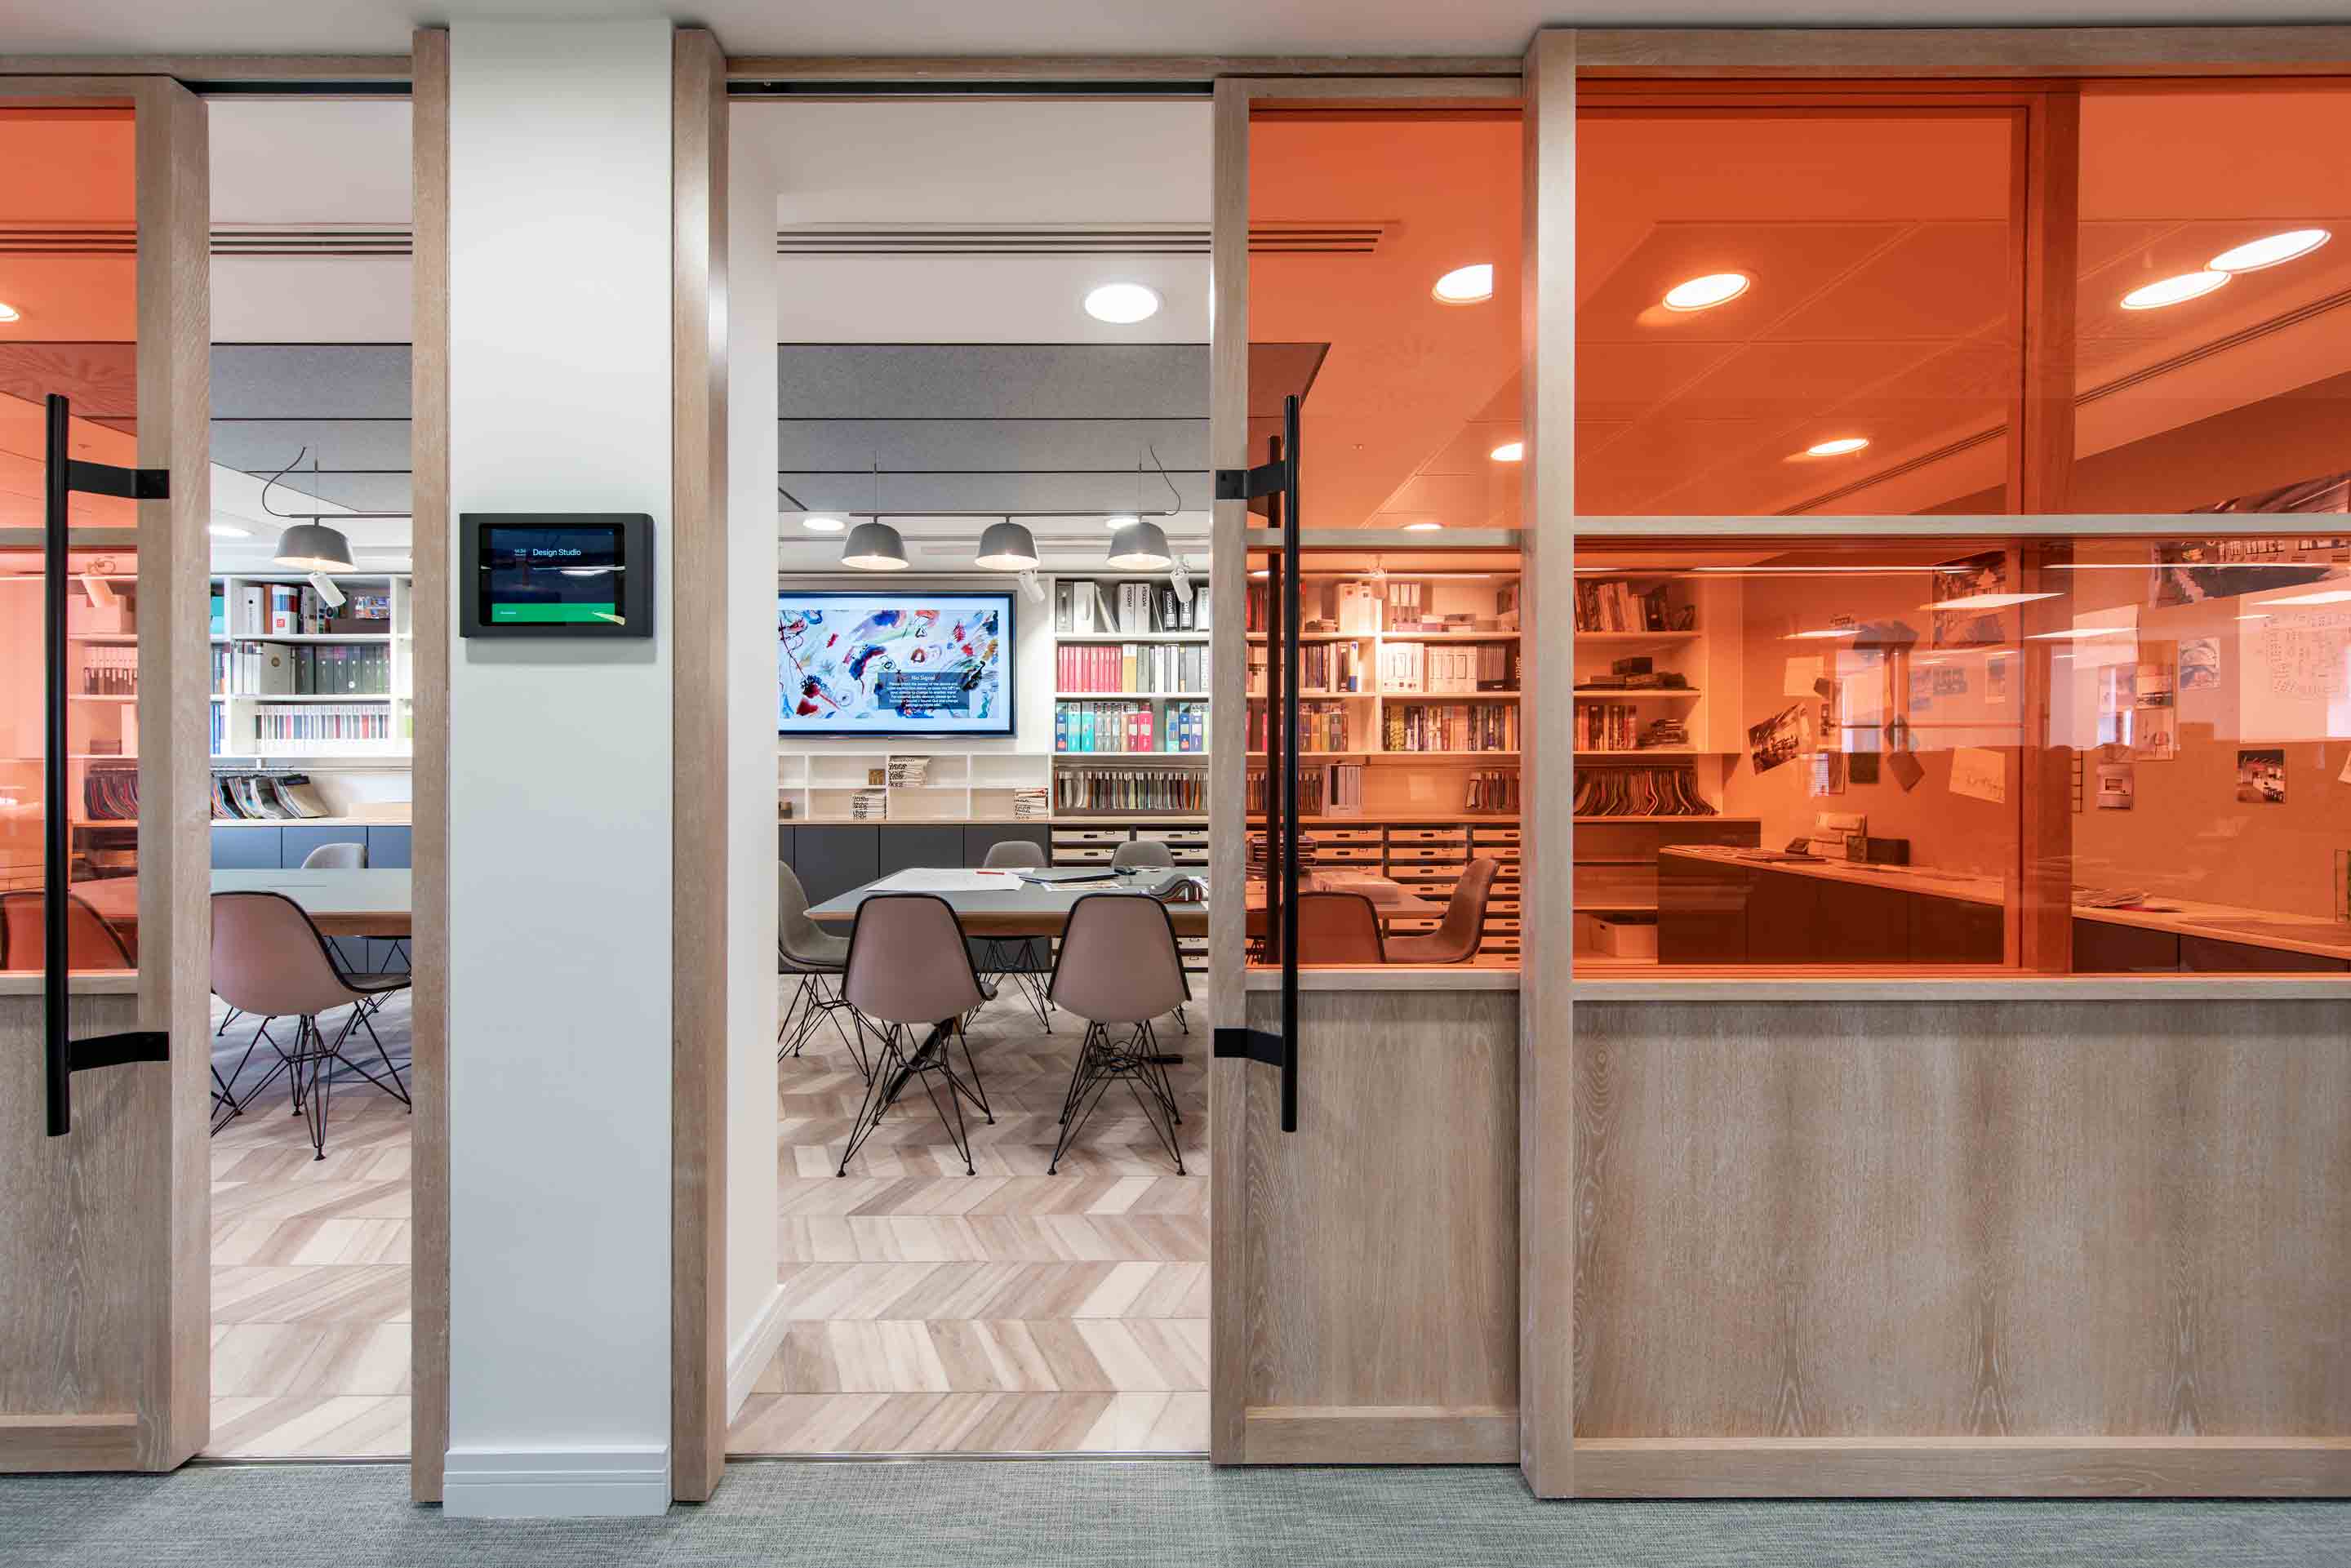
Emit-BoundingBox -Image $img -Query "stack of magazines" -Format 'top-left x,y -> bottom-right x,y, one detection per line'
211,771 -> 332,820
1571,764 -> 1717,818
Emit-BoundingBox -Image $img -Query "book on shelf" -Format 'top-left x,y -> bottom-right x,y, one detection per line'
251,703 -> 394,747
1053,766 -> 1203,814
849,788 -> 888,820
211,770 -> 331,820
218,641 -> 392,696
1575,578 -> 1678,633
81,762 -> 140,821
1377,641 -> 1424,693
1382,701 -> 1518,753
1465,766 -> 1520,814
886,755 -> 931,788
79,645 -> 139,697
1012,787 -> 1051,820
1056,575 -> 1208,635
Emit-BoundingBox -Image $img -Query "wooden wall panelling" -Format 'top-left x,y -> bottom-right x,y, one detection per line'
1571,998 -> 2351,1494
134,70 -> 213,1473
1518,26 -> 1575,1501
1205,76 -> 1251,1468
670,23 -> 730,1506
407,24 -> 451,1505
1240,988 -> 1520,1464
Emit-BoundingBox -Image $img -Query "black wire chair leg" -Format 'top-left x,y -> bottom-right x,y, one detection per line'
913,1034 -> 978,1177
1049,1041 -> 1124,1176
833,1023 -> 908,1176
298,1015 -> 336,1162
949,1017 -> 991,1124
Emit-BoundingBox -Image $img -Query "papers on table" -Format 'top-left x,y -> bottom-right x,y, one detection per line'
869,868 -> 1027,893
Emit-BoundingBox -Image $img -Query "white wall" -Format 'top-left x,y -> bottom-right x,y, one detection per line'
722,104 -> 784,1415
444,18 -> 674,1517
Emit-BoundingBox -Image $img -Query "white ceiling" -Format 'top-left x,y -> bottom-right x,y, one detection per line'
11,1 -> 2351,57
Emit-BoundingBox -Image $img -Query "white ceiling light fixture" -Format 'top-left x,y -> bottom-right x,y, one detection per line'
1489,441 -> 1524,462
1083,282 -> 1161,325
1663,272 -> 1751,312
0,302 -> 21,323
2208,228 -> 2331,273
1803,437 -> 1871,458
975,518 -> 1040,571
273,520 -> 353,571
1783,626 -> 1861,640
801,514 -> 847,533
2121,271 -> 2229,310
1403,521 -> 1445,532
1432,263 -> 1495,305
207,522 -> 250,539
1107,519 -> 1173,571
1103,513 -> 1140,531
840,521 -> 909,571
1919,592 -> 2059,611
2027,625 -> 2133,641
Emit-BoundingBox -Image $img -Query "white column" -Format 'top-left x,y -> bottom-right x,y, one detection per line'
443,18 -> 676,1517
722,103 -> 784,1411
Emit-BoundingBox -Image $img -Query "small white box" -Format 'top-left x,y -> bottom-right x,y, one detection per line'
1596,914 -> 1658,959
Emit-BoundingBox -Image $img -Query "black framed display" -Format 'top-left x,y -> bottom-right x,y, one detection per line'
459,513 -> 654,638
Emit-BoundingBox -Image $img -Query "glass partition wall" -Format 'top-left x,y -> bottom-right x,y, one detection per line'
1243,101 -> 1525,971
1571,82 -> 2351,979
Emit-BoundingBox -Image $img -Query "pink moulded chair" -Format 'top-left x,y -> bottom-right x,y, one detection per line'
1044,891 -> 1191,1175
833,892 -> 995,1177
211,891 -> 409,1159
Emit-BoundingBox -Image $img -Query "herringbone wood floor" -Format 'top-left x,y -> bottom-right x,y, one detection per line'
731,988 -> 1210,1455
201,985 -> 1207,1458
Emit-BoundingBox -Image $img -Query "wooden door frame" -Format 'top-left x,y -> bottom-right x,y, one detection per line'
0,74 -> 210,1473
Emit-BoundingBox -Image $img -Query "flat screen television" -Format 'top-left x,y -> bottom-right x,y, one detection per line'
778,589 -> 1015,737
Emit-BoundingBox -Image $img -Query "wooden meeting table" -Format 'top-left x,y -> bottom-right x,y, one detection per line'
76,868 -> 414,943
803,864 -> 1442,939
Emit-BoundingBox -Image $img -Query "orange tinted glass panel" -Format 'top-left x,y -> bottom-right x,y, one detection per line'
2069,85 -> 2351,514
1575,106 -> 2022,516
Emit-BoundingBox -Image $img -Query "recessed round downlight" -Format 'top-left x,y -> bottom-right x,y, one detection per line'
1432,264 -> 1495,305
1104,514 -> 1140,531
1804,437 -> 1870,457
1663,272 -> 1750,312
1488,441 -> 1524,462
2209,228 -> 2330,273
1403,521 -> 1445,532
1083,282 -> 1161,324
0,302 -> 20,323
801,515 -> 847,533
2121,271 -> 2229,310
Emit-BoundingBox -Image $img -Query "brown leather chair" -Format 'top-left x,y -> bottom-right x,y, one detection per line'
1384,857 -> 1499,964
211,891 -> 410,1159
1045,892 -> 1191,1175
833,893 -> 993,1177
1291,890 -> 1385,964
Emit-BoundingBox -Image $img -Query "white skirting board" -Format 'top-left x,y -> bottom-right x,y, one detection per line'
441,1446 -> 671,1517
727,1284 -> 792,1423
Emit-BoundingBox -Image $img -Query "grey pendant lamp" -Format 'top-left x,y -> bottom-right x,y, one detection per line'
1106,518 -> 1172,571
273,519 -> 354,571
841,521 -> 908,571
976,518 -> 1040,571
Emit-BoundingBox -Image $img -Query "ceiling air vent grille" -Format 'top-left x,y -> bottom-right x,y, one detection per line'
774,221 -> 1389,256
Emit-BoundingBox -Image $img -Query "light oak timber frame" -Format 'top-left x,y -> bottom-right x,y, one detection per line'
1528,22 -> 2351,1500
408,24 -> 451,1504
670,23 -> 731,1506
0,75 -> 211,1473
1210,71 -> 1527,1471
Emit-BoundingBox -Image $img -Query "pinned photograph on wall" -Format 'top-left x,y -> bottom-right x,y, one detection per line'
2180,637 -> 2220,691
1948,745 -> 2007,805
1930,549 -> 2011,647
1849,750 -> 1881,785
1908,664 -> 1936,713
2157,495 -> 2350,605
1747,702 -> 1809,774
1985,652 -> 2010,705
1931,664 -> 1968,697
2133,716 -> 2177,761
1808,750 -> 1847,797
2238,748 -> 2288,804
2133,660 -> 2175,710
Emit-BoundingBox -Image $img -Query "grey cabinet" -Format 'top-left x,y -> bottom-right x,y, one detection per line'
210,824 -> 280,869
793,825 -> 878,908
963,824 -> 1049,868
876,825 -> 963,879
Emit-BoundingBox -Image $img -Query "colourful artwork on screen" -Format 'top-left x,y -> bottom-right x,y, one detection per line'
777,590 -> 1014,735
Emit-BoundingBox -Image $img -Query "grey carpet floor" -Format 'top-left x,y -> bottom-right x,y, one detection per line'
2,1462 -> 2347,1567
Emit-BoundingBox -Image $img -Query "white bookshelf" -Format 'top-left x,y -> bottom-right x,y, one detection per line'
1048,574 -> 1214,815
209,572 -> 414,761
777,749 -> 1053,825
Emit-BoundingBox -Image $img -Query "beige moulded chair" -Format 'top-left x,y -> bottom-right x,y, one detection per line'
777,860 -> 860,1075
978,837 -> 1054,1030
211,891 -> 411,1159
833,892 -> 995,1177
1382,856 -> 1498,964
1045,891 -> 1190,1176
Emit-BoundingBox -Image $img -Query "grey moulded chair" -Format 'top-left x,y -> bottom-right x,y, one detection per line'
777,860 -> 860,1075
833,892 -> 994,1178
300,840 -> 365,870
1383,857 -> 1498,965
978,837 -> 1053,1031
210,891 -> 410,1160
1109,838 -> 1174,870
1045,892 -> 1191,1176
